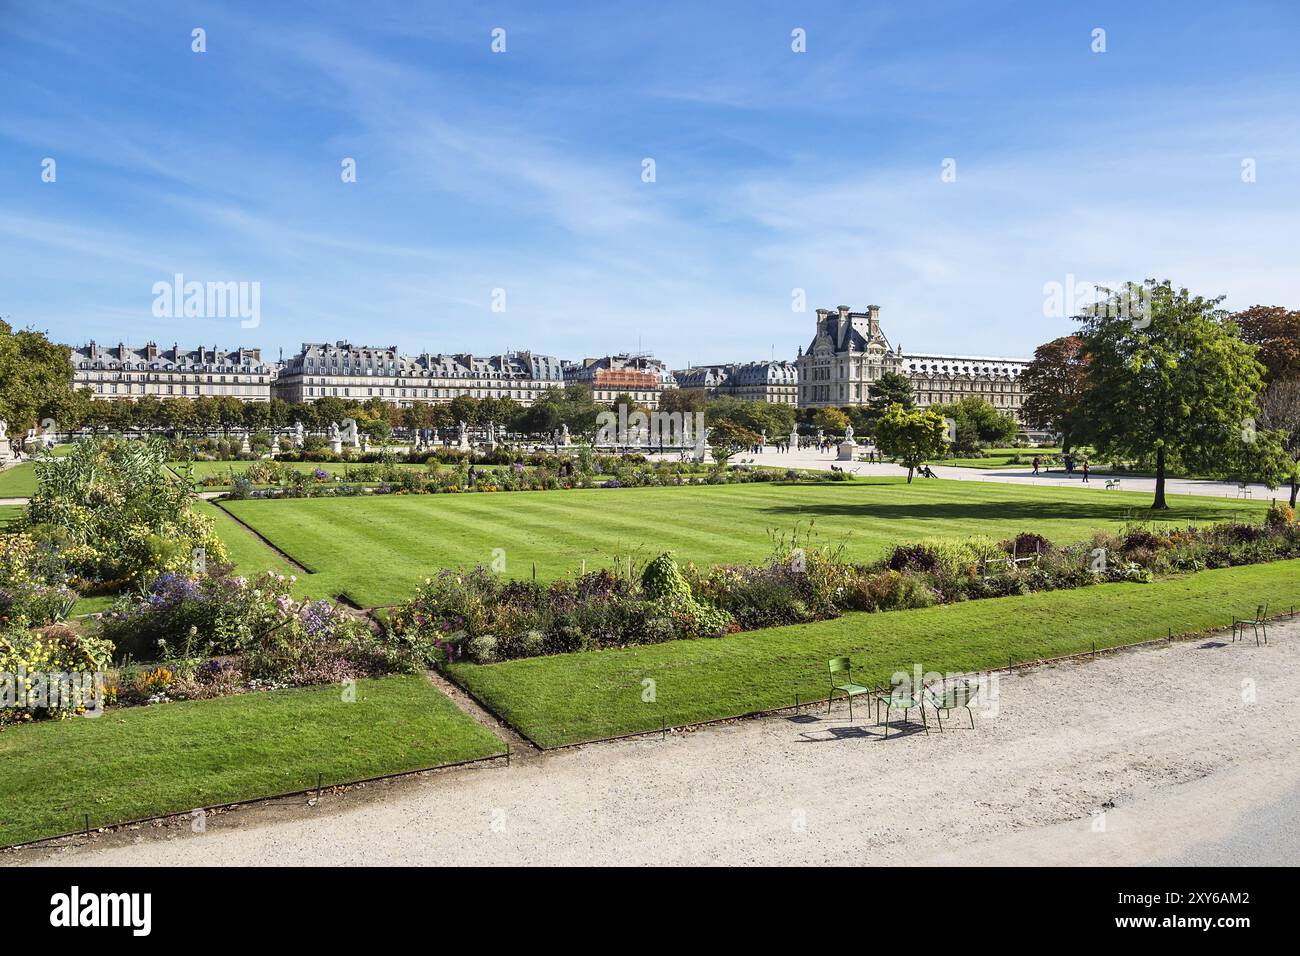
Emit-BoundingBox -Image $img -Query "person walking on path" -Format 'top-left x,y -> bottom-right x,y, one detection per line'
1032,456 -> 1041,476
1081,459 -> 1090,483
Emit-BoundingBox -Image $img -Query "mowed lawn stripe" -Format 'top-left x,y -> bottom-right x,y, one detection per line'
225,480 -> 1269,608
447,558 -> 1300,747
493,491 -> 745,565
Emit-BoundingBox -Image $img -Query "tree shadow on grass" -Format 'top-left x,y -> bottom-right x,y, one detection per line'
758,499 -> 1159,523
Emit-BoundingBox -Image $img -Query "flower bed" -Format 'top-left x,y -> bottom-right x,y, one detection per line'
217,458 -> 849,500
387,505 -> 1300,665
0,568 -> 430,722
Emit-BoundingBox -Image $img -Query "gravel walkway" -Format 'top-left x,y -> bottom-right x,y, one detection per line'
14,618 -> 1299,867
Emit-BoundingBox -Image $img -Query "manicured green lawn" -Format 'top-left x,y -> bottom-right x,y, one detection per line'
224,478 -> 1266,607
939,447 -> 1065,469
0,504 -> 20,531
0,463 -> 36,497
448,558 -> 1300,747
194,499 -> 300,579
0,675 -> 505,848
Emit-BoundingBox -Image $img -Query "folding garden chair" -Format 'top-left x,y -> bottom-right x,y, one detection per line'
1232,604 -> 1269,645
827,657 -> 871,720
923,678 -> 980,731
874,685 -> 927,739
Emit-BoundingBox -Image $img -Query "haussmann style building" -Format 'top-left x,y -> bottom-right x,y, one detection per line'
562,353 -> 674,408
70,341 -> 275,401
272,342 -> 566,406
672,360 -> 799,405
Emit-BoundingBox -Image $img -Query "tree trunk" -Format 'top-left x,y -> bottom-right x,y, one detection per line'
1152,446 -> 1168,510
1061,432 -> 1072,457
1290,473 -> 1298,510
907,466 -> 915,483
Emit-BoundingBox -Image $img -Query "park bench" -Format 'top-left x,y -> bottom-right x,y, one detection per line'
1236,482 -> 1252,498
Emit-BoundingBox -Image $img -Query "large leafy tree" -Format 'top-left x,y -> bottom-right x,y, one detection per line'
875,404 -> 949,482
0,317 -> 77,436
936,396 -> 1018,453
1020,334 -> 1089,454
1078,280 -> 1265,509
705,396 -> 794,439
868,371 -> 915,414
1231,305 -> 1300,383
810,407 -> 850,434
1258,377 -> 1300,507
659,387 -> 707,415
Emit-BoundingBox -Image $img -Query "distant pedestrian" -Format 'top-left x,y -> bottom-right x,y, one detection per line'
1031,456 -> 1040,476
1081,459 -> 1089,483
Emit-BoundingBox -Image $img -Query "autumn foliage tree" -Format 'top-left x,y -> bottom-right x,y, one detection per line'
1230,305 -> 1300,383
1020,334 -> 1089,454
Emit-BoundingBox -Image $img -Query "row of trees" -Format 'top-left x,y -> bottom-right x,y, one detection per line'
1017,285 -> 1299,507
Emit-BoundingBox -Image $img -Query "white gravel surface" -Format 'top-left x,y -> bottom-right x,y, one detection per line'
13,619 -> 1300,867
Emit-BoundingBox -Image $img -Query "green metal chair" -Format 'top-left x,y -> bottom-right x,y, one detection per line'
827,657 -> 871,720
874,685 -> 927,739
1232,603 -> 1269,645
923,678 -> 980,731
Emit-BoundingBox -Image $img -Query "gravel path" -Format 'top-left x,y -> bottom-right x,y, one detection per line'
653,446 -> 1289,501
14,618 -> 1299,867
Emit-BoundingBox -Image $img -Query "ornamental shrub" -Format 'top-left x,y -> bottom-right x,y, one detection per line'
23,437 -> 227,585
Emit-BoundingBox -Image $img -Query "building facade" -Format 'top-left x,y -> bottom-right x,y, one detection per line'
794,305 -> 1029,420
794,305 -> 903,407
673,360 -> 799,405
901,353 -> 1028,417
562,353 -> 673,407
272,342 -> 566,406
71,341 -> 275,401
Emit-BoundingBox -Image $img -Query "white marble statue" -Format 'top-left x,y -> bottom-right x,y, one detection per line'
0,418 -> 7,441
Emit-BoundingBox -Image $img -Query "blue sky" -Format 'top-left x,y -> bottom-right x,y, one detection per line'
3,0 -> 1299,367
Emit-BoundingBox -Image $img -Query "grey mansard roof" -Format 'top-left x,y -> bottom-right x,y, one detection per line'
71,341 -> 270,372
283,342 -> 564,380
673,360 -> 798,389
902,352 -> 1028,378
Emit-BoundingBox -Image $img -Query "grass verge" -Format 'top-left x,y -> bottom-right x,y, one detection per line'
0,675 -> 505,848
0,463 -> 35,497
224,478 -> 1265,607
448,559 -> 1300,748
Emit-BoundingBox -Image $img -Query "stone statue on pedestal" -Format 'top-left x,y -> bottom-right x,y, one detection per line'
457,420 -> 470,451
837,423 -> 858,462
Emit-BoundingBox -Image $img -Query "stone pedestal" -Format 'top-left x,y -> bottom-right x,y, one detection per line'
837,440 -> 857,462
330,439 -> 343,455
0,439 -> 11,463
